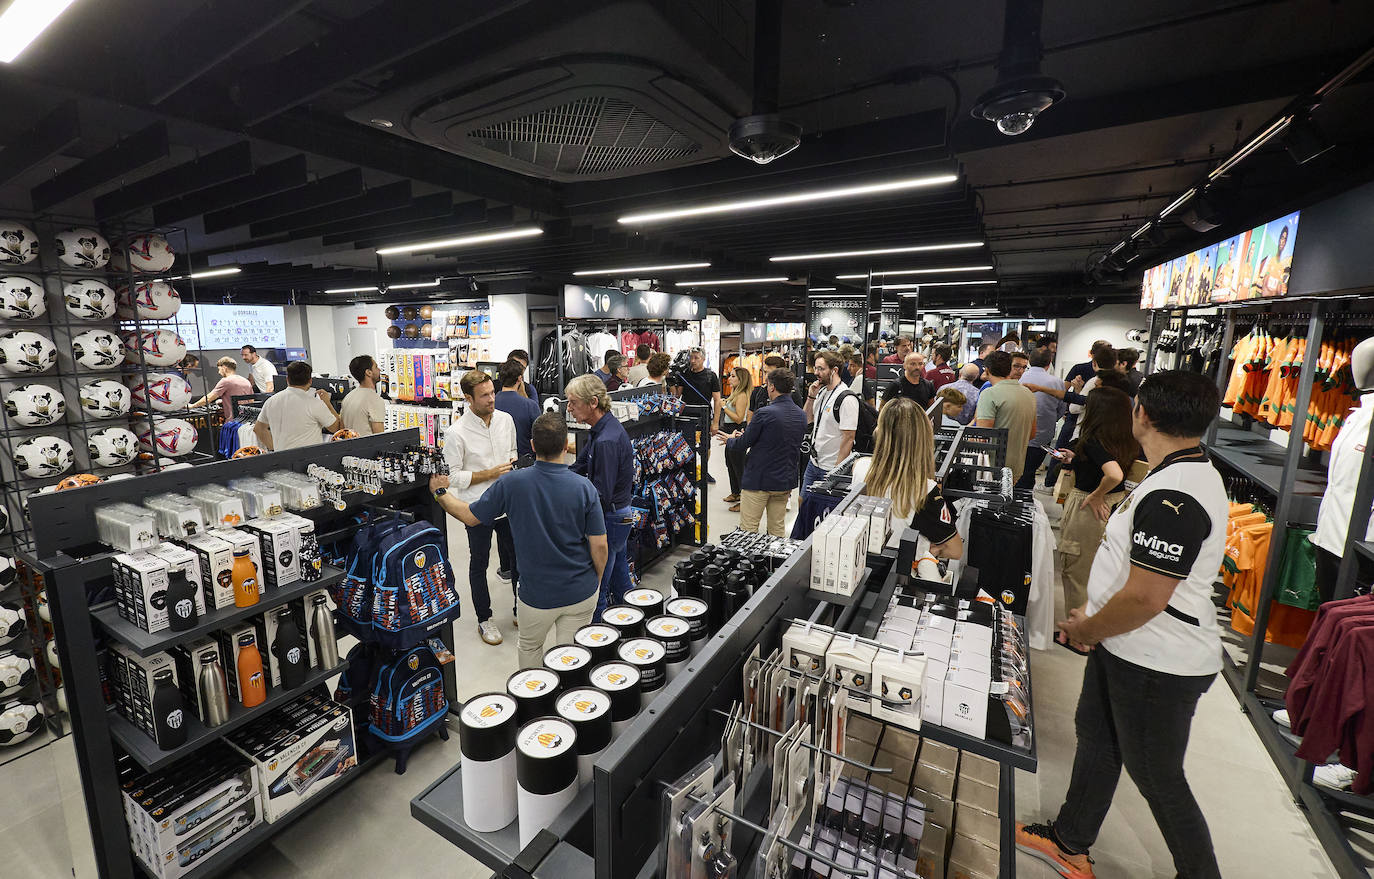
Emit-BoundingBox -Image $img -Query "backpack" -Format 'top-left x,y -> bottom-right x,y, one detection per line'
370,520 -> 461,649
329,517 -> 407,636
832,389 -> 878,454
367,644 -> 450,774
333,640 -> 385,708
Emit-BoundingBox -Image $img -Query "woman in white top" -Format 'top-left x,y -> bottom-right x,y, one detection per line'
637,351 -> 672,388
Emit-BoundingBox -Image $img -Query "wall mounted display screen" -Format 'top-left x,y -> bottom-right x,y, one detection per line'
195,304 -> 288,348
1141,210 -> 1300,308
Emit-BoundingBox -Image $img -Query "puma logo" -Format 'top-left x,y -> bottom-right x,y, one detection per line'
1161,500 -> 1184,515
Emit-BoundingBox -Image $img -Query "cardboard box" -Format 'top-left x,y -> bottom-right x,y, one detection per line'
113,551 -> 171,633
174,533 -> 236,611
919,739 -> 960,773
110,646 -> 178,738
125,753 -> 255,857
782,621 -> 832,676
241,517 -> 301,591
914,820 -> 947,879
922,659 -> 947,726
959,752 -> 1000,789
135,794 -> 259,879
954,800 -> 1000,847
170,638 -> 223,724
955,775 -> 998,817
913,762 -> 955,800
147,543 -> 207,623
872,650 -> 925,730
227,700 -> 357,822
947,831 -> 999,879
209,529 -> 263,597
825,636 -> 878,714
942,670 -> 991,739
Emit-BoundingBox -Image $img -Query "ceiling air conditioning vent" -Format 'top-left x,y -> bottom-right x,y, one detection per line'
466,96 -> 701,177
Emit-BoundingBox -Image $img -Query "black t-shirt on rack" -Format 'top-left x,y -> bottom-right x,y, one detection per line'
910,486 -> 960,546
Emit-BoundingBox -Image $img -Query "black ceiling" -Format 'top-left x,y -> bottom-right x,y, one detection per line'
0,0 -> 1372,316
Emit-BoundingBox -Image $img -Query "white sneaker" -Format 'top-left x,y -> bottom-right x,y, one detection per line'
478,620 -> 503,645
1313,763 -> 1357,791
1273,709 -> 1291,729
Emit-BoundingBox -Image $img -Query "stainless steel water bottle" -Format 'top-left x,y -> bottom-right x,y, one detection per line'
310,594 -> 339,668
198,654 -> 230,728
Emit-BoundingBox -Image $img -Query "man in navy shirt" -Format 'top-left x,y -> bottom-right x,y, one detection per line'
567,374 -> 636,620
495,359 -> 541,458
431,412 -> 608,668
506,348 -> 540,405
722,368 -> 807,536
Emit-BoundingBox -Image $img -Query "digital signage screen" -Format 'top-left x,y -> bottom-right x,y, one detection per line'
1141,209 -> 1300,308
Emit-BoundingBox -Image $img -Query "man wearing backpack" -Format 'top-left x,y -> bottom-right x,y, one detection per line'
430,413 -> 608,669
881,352 -> 935,409
803,351 -> 860,499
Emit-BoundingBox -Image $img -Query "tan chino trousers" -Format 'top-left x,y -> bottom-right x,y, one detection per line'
740,490 -> 791,536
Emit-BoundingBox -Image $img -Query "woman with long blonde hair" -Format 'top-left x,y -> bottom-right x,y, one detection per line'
863,397 -> 963,558
721,367 -> 754,509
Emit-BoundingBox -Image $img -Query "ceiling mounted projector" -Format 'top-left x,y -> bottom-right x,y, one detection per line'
728,115 -> 802,165
971,74 -> 1066,136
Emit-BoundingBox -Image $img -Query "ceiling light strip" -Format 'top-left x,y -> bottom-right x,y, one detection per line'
572,262 -> 710,276
834,265 -> 993,279
0,0 -> 78,64
770,242 -> 983,263
617,173 -> 958,225
674,277 -> 788,287
1208,116 -> 1294,182
874,280 -> 998,290
376,226 -> 542,256
1158,188 -> 1197,219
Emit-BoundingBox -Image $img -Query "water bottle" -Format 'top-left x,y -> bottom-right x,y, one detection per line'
151,669 -> 188,749
165,569 -> 199,632
273,607 -> 307,690
197,654 -> 230,728
310,595 -> 339,668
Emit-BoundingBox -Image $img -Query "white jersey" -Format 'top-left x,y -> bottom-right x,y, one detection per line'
1313,398 -> 1374,555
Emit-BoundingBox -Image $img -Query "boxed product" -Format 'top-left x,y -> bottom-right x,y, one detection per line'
942,664 -> 992,738
136,795 -> 259,879
782,621 -> 832,676
123,745 -> 257,867
240,517 -> 301,590
109,646 -> 178,738
958,751 -> 1000,789
914,820 -> 947,879
209,528 -> 264,596
251,600 -> 312,689
148,542 -> 208,622
216,621 -> 261,704
97,503 -> 160,553
170,638 -> 223,725
947,830 -> 998,879
174,532 -> 237,611
867,498 -> 893,554
113,551 -> 171,633
954,798 -> 999,847
186,486 -> 246,529
143,494 -> 206,540
835,516 -> 868,597
824,635 -> 877,714
227,697 -> 357,822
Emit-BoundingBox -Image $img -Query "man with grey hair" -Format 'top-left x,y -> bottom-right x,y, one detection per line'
944,363 -> 983,425
566,374 -> 636,620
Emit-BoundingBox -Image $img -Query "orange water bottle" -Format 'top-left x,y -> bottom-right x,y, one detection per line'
232,548 -> 259,607
236,632 -> 267,708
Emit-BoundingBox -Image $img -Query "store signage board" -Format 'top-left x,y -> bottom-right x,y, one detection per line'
742,322 -> 767,344
1141,210 -> 1300,309
562,285 -> 706,320
120,304 -> 287,350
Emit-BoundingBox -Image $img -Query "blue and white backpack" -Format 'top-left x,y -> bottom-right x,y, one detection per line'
368,644 -> 449,774
369,520 -> 460,649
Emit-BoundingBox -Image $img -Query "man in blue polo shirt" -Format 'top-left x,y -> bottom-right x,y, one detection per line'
430,412 -> 608,668
566,373 -> 636,620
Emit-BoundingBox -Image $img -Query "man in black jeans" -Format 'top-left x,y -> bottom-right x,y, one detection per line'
1018,371 -> 1229,879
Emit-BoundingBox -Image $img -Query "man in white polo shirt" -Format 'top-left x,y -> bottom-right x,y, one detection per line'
241,345 -> 278,393
254,360 -> 341,451
1018,370 -> 1227,879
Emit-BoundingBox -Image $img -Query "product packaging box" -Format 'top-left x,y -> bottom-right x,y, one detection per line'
251,600 -> 312,689
954,798 -> 1000,847
947,830 -> 999,879
782,621 -> 833,676
148,542 -> 208,622
209,528 -> 264,596
942,666 -> 991,739
958,752 -> 1001,789
170,638 -> 223,724
109,646 -> 178,737
240,518 -> 301,591
914,819 -> 947,879
227,700 -> 357,822
124,748 -> 256,862
174,533 -> 237,610
824,636 -> 877,714
135,795 -> 259,879
113,551 -> 172,633
872,650 -> 925,731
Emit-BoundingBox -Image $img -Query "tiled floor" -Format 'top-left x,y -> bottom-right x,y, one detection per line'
0,452 -> 1342,877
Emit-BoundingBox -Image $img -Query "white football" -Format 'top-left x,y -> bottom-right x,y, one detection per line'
54,227 -> 110,270
0,605 -> 22,647
122,329 -> 186,367
62,279 -> 116,320
45,641 -> 57,669
115,280 -> 181,320
111,234 -> 175,274
78,380 -> 131,419
0,222 -> 38,265
0,652 -> 35,698
13,436 -> 75,478
71,330 -> 125,370
88,427 -> 138,467
4,384 -> 65,427
0,276 -> 46,320
135,418 -> 197,456
0,331 -> 56,375
0,555 -> 13,589
129,372 -> 192,412
0,699 -> 42,746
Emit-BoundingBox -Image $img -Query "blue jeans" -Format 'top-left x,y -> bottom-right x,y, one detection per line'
594,508 -> 634,622
466,517 -> 518,623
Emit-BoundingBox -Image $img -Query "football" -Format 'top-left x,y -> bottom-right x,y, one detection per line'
111,233 -> 175,274
134,418 -> 198,456
0,222 -> 38,265
13,436 -> 75,478
54,474 -> 100,491
71,330 -> 125,370
78,380 -> 131,419
62,279 -> 116,320
0,605 -> 22,647
4,384 -> 66,427
0,276 -> 46,320
45,641 -> 57,669
129,373 -> 192,412
122,329 -> 186,367
0,331 -> 57,375
54,227 -> 111,270
0,652 -> 35,698
0,555 -> 14,589
88,427 -> 138,467
115,280 -> 181,320
0,698 -> 42,747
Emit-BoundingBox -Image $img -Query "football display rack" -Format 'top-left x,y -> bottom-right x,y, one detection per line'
26,432 -> 458,879
412,484 -> 1035,879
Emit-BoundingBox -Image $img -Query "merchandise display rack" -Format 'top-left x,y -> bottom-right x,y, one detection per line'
26,431 -> 455,879
413,484 -> 1034,879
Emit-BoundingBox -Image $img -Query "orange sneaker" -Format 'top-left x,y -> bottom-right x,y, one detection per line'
1016,822 -> 1095,879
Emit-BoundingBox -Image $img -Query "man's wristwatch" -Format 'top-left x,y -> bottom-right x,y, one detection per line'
433,487 -> 447,498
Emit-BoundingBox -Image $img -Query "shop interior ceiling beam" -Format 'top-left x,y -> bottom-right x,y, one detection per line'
0,101 -> 81,188
153,153 -> 309,225
248,179 -> 413,237
268,192 -> 458,241
344,203 -> 508,250
30,121 -> 170,212
92,141 -> 254,220
202,167 -> 365,234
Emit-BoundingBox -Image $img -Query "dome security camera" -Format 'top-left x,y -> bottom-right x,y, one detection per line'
728,115 -> 802,165
971,74 -> 1066,136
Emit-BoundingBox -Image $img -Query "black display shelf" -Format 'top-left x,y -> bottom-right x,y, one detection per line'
1356,541 -> 1374,563
108,660 -> 348,772
1208,425 -> 1328,498
91,566 -> 343,657
805,566 -> 872,607
411,762 -> 526,872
